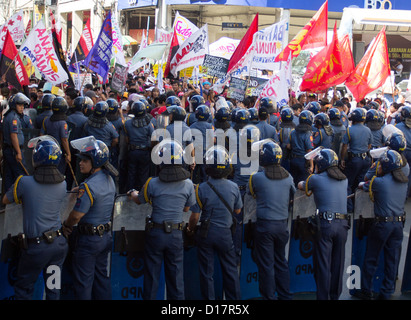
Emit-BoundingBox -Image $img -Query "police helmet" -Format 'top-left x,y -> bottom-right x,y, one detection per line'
239,124 -> 260,149
73,96 -> 87,112
166,96 -> 181,107
83,96 -> 94,115
155,139 -> 185,166
195,105 -> 210,121
248,108 -> 259,122
106,98 -> 119,114
386,132 -> 406,153
380,149 -> 403,173
32,138 -> 62,168
226,100 -> 234,112
230,107 -> 240,122
234,109 -> 250,124
204,145 -> 232,178
280,107 -> 294,122
306,101 -> 321,115
400,106 -> 411,119
366,109 -> 379,122
71,136 -> 110,168
131,101 -> 147,117
166,105 -> 186,121
349,108 -> 366,122
258,140 -> 282,166
260,97 -> 276,113
51,96 -> 68,114
41,94 -> 56,110
369,101 -> 380,110
314,148 -> 339,172
215,106 -> 230,122
190,95 -> 205,111
9,93 -> 30,110
328,108 -> 341,120
314,113 -> 330,126
93,101 -> 109,117
299,110 -> 314,125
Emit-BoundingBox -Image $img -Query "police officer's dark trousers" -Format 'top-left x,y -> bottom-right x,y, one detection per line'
404,150 -> 411,197
127,149 -> 151,191
3,146 -> 26,192
361,221 -> 403,299
196,225 -> 241,300
71,230 -> 112,300
143,227 -> 184,300
344,156 -> 371,212
313,219 -> 348,300
290,156 -> 309,187
255,219 -> 292,300
14,236 -> 68,300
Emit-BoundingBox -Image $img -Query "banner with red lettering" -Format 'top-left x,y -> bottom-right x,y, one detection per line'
345,27 -> 390,102
20,20 -> 69,85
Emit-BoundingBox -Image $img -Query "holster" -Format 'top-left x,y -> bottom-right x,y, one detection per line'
0,234 -> 21,262
183,223 -> 197,248
199,219 -> 210,239
244,220 -> 256,249
113,227 -> 145,256
307,214 -> 322,240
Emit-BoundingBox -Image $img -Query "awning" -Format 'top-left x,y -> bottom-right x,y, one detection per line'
122,35 -> 138,46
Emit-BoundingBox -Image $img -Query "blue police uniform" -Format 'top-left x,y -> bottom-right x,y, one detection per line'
255,120 -> 280,143
361,172 -> 407,299
2,110 -> 26,191
341,111 -> 349,128
190,120 -> 215,183
342,123 -> 372,211
165,121 -> 193,147
288,128 -> 314,186
248,170 -> 295,300
20,114 -> 34,129
108,115 -> 124,169
303,171 -> 349,300
5,175 -> 68,300
67,111 -> 88,141
138,176 -> 196,300
313,127 -> 333,149
71,169 -> 116,300
278,124 -> 295,171
124,118 -> 154,191
83,121 -> 119,148
396,121 -> 411,194
35,109 -> 52,130
329,121 -> 346,158
191,177 -> 243,300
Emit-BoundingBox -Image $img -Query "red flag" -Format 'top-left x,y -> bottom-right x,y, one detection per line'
339,34 -> 354,79
275,0 -> 328,62
227,14 -> 259,73
0,29 -> 29,89
70,19 -> 94,64
345,27 -> 390,102
164,28 -> 180,78
300,23 -> 343,92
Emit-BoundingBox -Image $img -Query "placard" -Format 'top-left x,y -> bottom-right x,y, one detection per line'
228,77 -> 247,101
203,54 -> 230,79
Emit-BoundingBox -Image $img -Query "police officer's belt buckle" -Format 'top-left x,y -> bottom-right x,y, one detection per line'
95,224 -> 106,237
320,212 -> 347,222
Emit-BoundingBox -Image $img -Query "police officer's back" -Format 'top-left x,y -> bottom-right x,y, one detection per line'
328,108 -> 346,158
2,137 -> 68,300
365,109 -> 385,149
35,94 -> 54,130
188,146 -> 242,300
248,141 -> 295,300
255,107 -> 279,143
128,139 -> 196,300
63,137 -> 117,300
313,113 -> 333,149
278,107 -> 295,171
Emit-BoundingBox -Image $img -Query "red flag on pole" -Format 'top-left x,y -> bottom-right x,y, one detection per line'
164,28 -> 180,78
275,0 -> 328,62
300,23 -> 343,92
0,29 -> 29,89
339,34 -> 354,78
345,27 -> 390,102
227,14 -> 259,73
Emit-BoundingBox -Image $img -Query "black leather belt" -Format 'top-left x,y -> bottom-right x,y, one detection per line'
77,222 -> 111,236
27,229 -> 63,244
129,144 -> 149,151
319,212 -> 349,221
375,216 -> 405,222
291,153 -> 305,158
350,152 -> 368,159
152,222 -> 184,231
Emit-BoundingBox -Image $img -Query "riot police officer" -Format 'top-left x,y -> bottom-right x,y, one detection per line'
365,109 -> 385,149
306,101 -> 321,115
214,106 -> 231,151
260,97 -> 279,129
2,93 -> 30,192
328,107 -> 346,158
255,107 -> 279,143
185,94 -> 205,127
248,107 -> 259,125
188,146 -> 242,300
313,113 -> 334,149
40,96 -> 71,175
298,148 -> 349,300
106,98 -> 123,170
128,139 -> 196,300
82,101 -> 119,167
340,108 -> 372,212
357,150 -> 408,300
190,104 -> 215,183
35,94 -> 55,130
124,101 -> 155,191
248,140 -> 295,300
63,136 -> 117,300
278,107 -> 295,171
287,110 -> 315,186
2,136 -> 68,300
